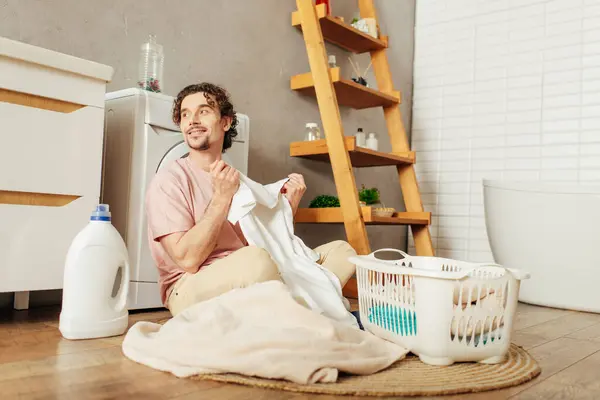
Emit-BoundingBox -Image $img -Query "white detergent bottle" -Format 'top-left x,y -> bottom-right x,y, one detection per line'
59,204 -> 130,340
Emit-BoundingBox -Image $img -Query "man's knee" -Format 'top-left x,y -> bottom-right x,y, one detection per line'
325,240 -> 357,258
242,246 -> 280,281
317,240 -> 357,286
332,240 -> 356,252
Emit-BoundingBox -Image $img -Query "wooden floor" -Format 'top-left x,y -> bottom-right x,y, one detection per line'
2,302 -> 600,399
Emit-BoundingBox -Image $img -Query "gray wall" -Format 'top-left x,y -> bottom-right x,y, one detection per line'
0,0 -> 416,308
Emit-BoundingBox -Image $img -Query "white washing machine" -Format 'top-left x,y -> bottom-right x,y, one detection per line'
101,88 -> 250,310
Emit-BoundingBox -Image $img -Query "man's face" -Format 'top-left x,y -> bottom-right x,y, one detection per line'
179,92 -> 230,152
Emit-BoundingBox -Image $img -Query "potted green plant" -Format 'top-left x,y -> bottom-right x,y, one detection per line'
309,194 -> 340,208
358,185 -> 380,207
358,185 -> 395,217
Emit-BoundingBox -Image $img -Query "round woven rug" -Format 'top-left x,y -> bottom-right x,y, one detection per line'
191,344 -> 540,397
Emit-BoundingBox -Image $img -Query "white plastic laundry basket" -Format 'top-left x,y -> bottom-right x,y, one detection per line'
350,249 -> 530,366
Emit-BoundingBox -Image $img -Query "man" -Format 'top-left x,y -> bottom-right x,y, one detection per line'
145,82 -> 357,316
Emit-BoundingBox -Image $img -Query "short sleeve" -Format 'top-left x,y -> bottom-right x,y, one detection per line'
145,173 -> 195,242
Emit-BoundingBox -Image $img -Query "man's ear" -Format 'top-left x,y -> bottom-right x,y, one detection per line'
222,116 -> 232,131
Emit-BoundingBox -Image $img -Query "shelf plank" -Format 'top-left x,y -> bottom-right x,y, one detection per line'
291,4 -> 388,54
0,189 -> 80,207
290,137 -> 415,167
291,68 -> 400,110
295,207 -> 430,225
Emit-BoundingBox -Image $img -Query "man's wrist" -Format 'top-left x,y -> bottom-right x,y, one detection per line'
212,192 -> 233,209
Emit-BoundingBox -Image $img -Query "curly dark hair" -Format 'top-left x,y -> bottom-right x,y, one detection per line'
172,82 -> 239,152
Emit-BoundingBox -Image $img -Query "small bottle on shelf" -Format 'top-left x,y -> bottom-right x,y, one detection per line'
355,127 -> 366,147
304,123 -> 321,141
366,132 -> 379,151
328,55 -> 337,68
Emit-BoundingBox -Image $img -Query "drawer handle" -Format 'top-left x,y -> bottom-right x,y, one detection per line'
0,88 -> 84,114
0,190 -> 80,207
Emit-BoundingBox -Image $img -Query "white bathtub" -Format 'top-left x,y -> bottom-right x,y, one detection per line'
483,179 -> 600,313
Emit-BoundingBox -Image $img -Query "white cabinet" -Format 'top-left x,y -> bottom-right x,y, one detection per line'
0,37 -> 114,308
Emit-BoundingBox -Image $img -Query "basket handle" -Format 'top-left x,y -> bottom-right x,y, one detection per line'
367,248 -> 410,260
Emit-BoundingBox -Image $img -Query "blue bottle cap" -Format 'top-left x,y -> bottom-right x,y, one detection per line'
91,204 -> 112,221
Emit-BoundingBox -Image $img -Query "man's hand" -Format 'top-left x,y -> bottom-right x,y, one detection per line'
210,160 -> 240,202
281,173 -> 306,216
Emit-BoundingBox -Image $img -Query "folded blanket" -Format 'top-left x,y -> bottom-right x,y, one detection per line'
122,281 -> 408,384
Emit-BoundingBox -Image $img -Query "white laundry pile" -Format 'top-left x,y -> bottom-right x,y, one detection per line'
122,280 -> 408,384
228,174 -> 358,328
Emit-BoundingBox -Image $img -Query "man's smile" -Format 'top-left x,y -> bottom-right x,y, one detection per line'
187,128 -> 208,138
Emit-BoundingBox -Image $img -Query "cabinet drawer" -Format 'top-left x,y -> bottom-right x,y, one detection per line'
0,37 -> 112,108
0,195 -> 98,292
0,101 -> 103,197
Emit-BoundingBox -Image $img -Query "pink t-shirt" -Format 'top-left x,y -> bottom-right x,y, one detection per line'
145,157 -> 245,305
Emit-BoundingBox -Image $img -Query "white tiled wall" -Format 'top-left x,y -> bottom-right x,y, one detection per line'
409,0 -> 600,262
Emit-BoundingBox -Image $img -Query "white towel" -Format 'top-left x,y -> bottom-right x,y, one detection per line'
227,174 -> 358,328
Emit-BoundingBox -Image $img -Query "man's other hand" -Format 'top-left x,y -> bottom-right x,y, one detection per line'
281,173 -> 306,216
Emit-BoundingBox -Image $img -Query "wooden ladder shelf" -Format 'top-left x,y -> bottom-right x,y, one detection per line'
291,0 -> 434,297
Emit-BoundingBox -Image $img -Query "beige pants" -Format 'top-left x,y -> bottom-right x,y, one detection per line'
167,240 -> 357,316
